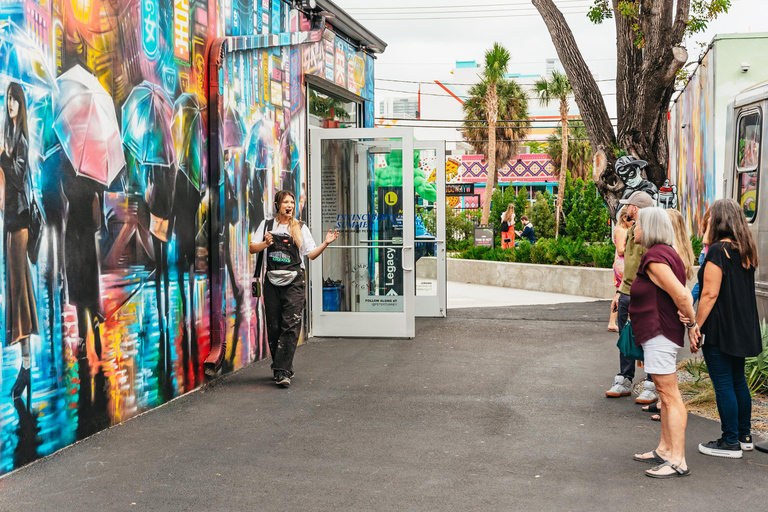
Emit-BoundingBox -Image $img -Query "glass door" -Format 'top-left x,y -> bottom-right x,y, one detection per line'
309,127 -> 415,338
413,141 -> 447,318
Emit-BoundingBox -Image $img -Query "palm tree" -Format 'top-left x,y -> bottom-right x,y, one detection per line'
535,71 -> 572,238
547,121 -> 592,182
462,43 -> 524,226
462,80 -> 530,187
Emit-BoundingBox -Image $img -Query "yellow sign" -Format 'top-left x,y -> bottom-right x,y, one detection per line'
385,192 -> 398,206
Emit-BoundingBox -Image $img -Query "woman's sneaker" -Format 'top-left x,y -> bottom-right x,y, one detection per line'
635,380 -> 659,404
275,371 -> 291,387
739,434 -> 754,451
605,375 -> 632,397
698,438 -> 743,459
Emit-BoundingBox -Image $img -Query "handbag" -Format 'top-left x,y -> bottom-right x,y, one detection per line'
27,195 -> 45,265
251,219 -> 273,297
616,320 -> 644,361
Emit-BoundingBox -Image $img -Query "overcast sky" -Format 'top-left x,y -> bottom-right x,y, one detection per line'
333,0 -> 768,109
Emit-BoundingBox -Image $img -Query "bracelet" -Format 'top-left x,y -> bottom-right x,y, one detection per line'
686,322 -> 697,329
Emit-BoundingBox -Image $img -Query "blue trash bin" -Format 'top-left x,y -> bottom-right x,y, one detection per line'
323,286 -> 343,311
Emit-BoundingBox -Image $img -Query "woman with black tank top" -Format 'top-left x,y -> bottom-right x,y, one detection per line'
249,190 -> 338,387
688,199 -> 761,459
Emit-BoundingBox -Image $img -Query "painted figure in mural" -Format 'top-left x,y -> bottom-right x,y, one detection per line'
61,156 -> 108,440
246,119 -> 273,233
222,148 -> 246,372
170,93 -> 208,390
1,82 -> 40,464
249,190 -> 339,387
615,155 -> 659,218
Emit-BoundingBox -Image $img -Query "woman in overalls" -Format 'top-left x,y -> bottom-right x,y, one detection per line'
249,190 -> 338,387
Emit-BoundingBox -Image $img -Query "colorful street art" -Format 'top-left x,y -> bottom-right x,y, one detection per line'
0,0 -> 375,475
457,154 -> 556,184
668,51 -> 716,235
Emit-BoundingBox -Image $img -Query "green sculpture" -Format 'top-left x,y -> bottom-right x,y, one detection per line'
373,149 -> 438,203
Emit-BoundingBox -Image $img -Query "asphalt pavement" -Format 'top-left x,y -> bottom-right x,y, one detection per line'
1,300 -> 766,511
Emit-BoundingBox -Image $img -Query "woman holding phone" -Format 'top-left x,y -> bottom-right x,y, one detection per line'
249,190 -> 338,387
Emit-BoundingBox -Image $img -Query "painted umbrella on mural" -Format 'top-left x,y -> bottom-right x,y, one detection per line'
53,65 -> 125,186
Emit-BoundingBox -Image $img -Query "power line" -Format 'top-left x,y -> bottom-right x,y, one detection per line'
374,86 -> 616,98
376,77 -> 619,86
355,10 -> 589,21
347,2 -> 591,15
345,0 -> 589,10
376,117 -> 618,123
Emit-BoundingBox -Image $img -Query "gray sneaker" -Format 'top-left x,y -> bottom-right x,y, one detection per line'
636,380 -> 659,404
606,375 -> 632,397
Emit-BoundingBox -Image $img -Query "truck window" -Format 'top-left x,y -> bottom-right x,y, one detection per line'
736,111 -> 760,220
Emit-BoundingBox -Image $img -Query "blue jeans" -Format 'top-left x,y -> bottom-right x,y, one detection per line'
702,343 -> 752,443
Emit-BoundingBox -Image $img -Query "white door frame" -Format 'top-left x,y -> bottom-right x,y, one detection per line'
309,127 -> 415,338
414,140 -> 447,318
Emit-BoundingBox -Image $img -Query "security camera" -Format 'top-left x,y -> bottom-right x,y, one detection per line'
741,62 -> 750,73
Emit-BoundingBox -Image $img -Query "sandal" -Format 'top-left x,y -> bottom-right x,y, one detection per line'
646,461 -> 690,479
633,450 -> 666,464
642,402 -> 661,413
651,414 -> 661,422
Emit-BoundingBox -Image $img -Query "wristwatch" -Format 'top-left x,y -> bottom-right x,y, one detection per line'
686,321 -> 697,329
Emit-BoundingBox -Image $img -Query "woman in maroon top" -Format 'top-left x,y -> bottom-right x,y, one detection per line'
629,208 -> 699,478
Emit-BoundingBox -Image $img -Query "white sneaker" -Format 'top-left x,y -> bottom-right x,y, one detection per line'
635,380 -> 659,404
605,375 -> 632,397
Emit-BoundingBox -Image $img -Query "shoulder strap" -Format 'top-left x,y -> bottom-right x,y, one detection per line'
253,219 -> 274,278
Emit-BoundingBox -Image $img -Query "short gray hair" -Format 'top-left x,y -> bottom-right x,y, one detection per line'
637,207 -> 675,249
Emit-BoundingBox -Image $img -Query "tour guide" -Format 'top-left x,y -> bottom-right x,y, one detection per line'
249,190 -> 339,387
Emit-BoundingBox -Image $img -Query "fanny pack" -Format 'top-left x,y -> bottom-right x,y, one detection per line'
267,270 -> 298,286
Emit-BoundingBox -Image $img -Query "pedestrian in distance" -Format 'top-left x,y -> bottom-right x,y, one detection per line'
607,190 -> 658,404
630,207 -> 698,478
608,209 -> 633,332
500,204 -> 515,249
249,190 -> 339,387
515,215 -> 535,245
683,199 -> 761,459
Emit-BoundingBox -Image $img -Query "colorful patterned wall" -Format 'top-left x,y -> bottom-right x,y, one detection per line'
0,0 -> 374,474
456,154 -> 556,184
668,51 -> 716,235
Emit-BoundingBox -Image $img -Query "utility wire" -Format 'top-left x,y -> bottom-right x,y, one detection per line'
374,86 -> 617,98
376,77 -> 619,85
355,11 -> 589,21
347,2 -> 591,15
345,0 -> 590,10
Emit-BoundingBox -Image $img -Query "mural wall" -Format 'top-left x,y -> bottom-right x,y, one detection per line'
0,0 -> 375,475
668,51 -> 716,235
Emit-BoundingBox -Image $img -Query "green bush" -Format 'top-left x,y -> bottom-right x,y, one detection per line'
691,235 -> 703,261
446,203 -> 475,251
530,191 -> 556,240
746,320 -> 768,395
454,237 -> 615,268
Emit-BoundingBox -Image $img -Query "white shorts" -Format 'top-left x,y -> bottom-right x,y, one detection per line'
642,334 -> 681,375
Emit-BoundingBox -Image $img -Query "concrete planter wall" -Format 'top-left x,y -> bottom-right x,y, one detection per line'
448,258 -> 616,299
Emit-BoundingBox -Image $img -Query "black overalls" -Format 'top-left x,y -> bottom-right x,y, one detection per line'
263,222 -> 306,373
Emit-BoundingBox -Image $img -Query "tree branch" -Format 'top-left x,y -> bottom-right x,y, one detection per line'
531,0 -> 616,153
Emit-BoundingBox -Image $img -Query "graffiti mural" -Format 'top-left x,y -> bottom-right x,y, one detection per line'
0,0 -> 376,475
668,51 -> 716,235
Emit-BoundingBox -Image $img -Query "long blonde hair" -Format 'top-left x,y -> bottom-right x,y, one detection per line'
666,209 -> 695,280
502,204 -> 515,224
274,190 -> 303,249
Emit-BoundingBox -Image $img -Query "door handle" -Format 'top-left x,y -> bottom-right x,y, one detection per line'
402,245 -> 414,271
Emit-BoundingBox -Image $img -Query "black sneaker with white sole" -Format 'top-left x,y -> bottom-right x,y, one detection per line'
275,371 -> 291,387
698,438 -> 743,459
739,434 -> 754,451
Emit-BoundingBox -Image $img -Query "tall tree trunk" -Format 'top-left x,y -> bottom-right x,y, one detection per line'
481,83 -> 498,227
555,98 -> 568,239
533,0 -> 690,217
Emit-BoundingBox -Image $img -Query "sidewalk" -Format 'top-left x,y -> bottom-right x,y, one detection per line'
1,301 -> 766,511
447,281 -> 597,308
